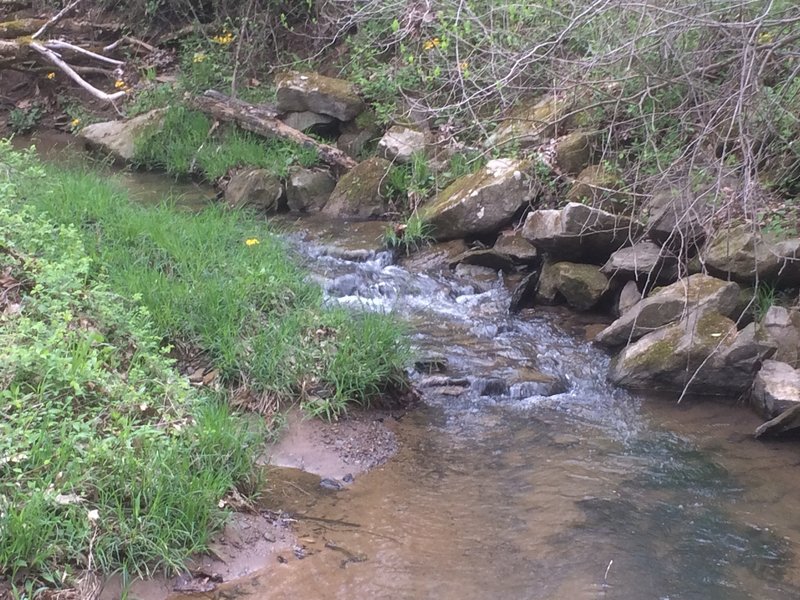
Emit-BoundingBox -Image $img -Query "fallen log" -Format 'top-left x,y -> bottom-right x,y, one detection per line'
189,89 -> 357,172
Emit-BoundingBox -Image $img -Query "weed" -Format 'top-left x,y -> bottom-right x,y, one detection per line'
754,282 -> 776,321
8,105 -> 42,134
383,213 -> 434,256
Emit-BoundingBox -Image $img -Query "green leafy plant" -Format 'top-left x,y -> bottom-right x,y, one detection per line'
8,105 -> 43,134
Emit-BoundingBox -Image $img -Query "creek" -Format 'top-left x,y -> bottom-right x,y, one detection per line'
17,133 -> 800,599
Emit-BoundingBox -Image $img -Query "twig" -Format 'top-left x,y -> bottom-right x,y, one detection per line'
44,40 -> 124,66
31,0 -> 83,40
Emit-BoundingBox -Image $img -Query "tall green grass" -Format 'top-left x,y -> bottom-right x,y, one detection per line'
134,106 -> 319,180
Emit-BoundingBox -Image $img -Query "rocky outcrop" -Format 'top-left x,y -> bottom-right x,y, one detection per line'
224,169 -> 283,211
601,241 -> 677,283
377,126 -> 425,163
595,274 -> 740,347
751,360 -> 800,420
79,109 -> 166,163
275,71 -> 365,121
536,261 -> 609,311
322,157 -> 391,218
286,167 -> 336,212
522,202 -> 642,263
420,159 -> 534,241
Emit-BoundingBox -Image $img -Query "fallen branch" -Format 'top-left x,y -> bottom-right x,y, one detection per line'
189,89 -> 357,172
30,41 -> 126,102
31,0 -> 82,40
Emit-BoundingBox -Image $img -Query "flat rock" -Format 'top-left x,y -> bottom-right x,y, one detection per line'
761,306 -> 800,368
602,241 -> 677,283
493,231 -> 539,264
537,261 -> 609,311
596,273 -> 740,347
487,94 -> 573,149
280,110 -> 336,133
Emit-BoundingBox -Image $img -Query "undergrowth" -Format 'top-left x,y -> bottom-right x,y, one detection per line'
0,144 -> 260,588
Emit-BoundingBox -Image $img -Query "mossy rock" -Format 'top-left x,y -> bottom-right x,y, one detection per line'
276,71 -> 365,122
487,95 -> 572,149
322,157 -> 391,218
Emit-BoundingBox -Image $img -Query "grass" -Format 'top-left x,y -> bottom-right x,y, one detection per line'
383,213 -> 434,256
133,105 -> 319,181
0,144 -> 261,588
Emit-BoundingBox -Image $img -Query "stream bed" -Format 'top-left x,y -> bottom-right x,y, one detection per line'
16,133 -> 800,599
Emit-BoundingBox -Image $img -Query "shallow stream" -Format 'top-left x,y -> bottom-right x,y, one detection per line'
18,133 -> 800,599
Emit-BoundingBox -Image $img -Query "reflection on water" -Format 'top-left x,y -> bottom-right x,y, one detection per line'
15,135 -> 800,599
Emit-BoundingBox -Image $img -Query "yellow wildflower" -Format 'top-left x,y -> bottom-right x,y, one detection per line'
114,79 -> 127,89
70,118 -> 81,128
212,32 -> 234,45
245,238 -> 260,247
423,37 -> 440,51
758,31 -> 773,45
459,61 -> 469,71
46,72 -> 56,80
193,52 -> 206,63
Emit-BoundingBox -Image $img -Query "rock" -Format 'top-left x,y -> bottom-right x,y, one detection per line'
224,169 -> 283,211
473,377 -> 509,396
493,231 -> 539,264
79,109 -> 166,163
538,261 -> 609,311
508,369 -> 568,397
509,270 -> 540,314
645,186 -> 708,250
449,248 -> 516,272
703,225 -> 780,284
707,322 -> 777,390
616,280 -> 642,317
601,241 -> 677,283
453,263 -> 498,287
565,165 -> 629,211
522,202 -> 642,263
286,167 -> 336,212
487,94 -> 573,149
400,239 -> 469,272
420,159 -> 534,241
608,311 -> 736,391
377,126 -> 425,163
322,157 -> 391,218
751,360 -> 800,420
761,306 -> 800,368
280,110 -> 336,133
337,115 -> 381,159
596,273 -> 740,347
754,404 -> 800,438
275,71 -> 365,121
554,131 -> 596,175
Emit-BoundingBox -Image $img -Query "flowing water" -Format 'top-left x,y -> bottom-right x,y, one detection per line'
17,133 -> 800,599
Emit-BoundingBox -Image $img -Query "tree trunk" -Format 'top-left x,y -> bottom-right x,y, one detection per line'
189,90 -> 357,172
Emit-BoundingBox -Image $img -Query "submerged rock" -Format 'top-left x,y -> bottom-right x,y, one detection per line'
276,71 -> 365,121
322,157 -> 391,218
79,108 -> 166,163
595,274 -> 740,347
224,169 -> 284,211
420,159 -> 534,241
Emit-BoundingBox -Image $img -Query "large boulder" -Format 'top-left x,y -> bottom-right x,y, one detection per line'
420,159 -> 534,241
275,71 -> 365,121
224,169 -> 283,211
595,274 -> 740,347
286,167 -> 336,212
79,109 -> 166,163
609,310 -> 772,393
377,126 -> 425,163
322,157 -> 391,218
522,202 -> 642,263
601,241 -> 677,284
536,261 -> 609,311
751,360 -> 800,420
